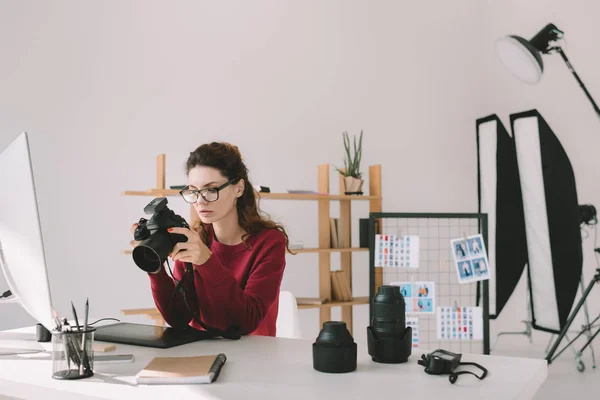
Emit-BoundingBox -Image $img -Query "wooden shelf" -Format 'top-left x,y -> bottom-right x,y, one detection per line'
122,189 -> 381,201
297,296 -> 370,309
122,247 -> 369,255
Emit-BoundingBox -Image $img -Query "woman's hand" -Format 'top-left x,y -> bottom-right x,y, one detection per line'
130,222 -> 141,248
168,227 -> 212,266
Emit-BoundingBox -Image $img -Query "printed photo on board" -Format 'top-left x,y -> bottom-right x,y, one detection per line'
450,234 -> 490,284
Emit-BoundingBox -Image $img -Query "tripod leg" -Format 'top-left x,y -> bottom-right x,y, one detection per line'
564,333 -> 586,372
545,334 -> 555,353
578,276 -> 597,369
546,277 -> 597,363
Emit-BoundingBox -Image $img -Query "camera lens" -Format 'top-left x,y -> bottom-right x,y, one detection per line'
372,285 -> 406,338
312,321 -> 357,373
132,230 -> 173,273
367,285 -> 412,363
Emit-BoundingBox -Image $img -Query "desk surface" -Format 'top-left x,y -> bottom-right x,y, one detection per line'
0,325 -> 547,400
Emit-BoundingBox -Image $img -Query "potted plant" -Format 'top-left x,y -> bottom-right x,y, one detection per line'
336,130 -> 364,195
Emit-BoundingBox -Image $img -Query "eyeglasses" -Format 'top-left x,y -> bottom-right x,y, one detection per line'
179,178 -> 240,204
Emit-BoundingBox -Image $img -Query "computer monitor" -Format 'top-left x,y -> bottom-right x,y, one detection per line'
0,132 -> 55,331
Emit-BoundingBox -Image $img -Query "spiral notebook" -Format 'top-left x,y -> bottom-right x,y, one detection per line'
136,353 -> 227,384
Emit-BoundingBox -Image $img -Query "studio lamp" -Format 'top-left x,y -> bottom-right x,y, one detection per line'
495,23 -> 600,120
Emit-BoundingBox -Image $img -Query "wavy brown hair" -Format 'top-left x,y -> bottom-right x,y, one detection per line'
185,142 -> 293,253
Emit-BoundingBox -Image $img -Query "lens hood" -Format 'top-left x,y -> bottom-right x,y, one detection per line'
312,321 -> 357,373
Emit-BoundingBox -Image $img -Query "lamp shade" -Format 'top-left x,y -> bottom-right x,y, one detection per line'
495,23 -> 564,85
495,36 -> 544,84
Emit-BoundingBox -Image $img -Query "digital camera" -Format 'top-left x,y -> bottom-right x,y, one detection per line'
132,197 -> 189,273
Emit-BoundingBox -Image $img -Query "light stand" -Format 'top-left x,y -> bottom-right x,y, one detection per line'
491,287 -> 532,350
495,23 -> 600,121
546,265 -> 600,371
545,210 -> 600,372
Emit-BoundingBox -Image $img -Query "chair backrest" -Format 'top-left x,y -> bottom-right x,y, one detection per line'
276,291 -> 302,339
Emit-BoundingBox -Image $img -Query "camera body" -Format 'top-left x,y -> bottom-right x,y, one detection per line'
579,204 -> 597,225
132,197 -> 190,273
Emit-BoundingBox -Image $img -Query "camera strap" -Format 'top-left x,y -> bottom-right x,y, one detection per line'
181,263 -> 242,340
448,362 -> 488,384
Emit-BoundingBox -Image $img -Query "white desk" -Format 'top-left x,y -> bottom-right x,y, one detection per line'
0,325 -> 547,400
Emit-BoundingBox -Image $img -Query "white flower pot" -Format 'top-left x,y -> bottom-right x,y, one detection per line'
343,176 -> 364,195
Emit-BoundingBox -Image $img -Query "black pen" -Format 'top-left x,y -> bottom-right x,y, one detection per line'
71,301 -> 81,332
81,298 -> 90,373
71,301 -> 85,374
83,298 -> 89,332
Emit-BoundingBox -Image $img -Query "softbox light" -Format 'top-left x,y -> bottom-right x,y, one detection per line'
476,115 -> 528,319
510,109 -> 583,334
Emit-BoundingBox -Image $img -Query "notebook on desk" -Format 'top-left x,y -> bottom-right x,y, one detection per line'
136,353 -> 227,384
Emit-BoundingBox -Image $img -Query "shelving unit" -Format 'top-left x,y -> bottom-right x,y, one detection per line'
121,154 -> 382,335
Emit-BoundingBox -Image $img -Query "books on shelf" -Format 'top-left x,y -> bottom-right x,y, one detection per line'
331,270 -> 352,301
136,354 -> 227,385
330,218 -> 339,248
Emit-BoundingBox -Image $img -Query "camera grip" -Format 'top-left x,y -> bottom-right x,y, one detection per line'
170,233 -> 188,243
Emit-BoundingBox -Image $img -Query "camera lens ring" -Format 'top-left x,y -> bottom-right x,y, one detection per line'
132,244 -> 163,274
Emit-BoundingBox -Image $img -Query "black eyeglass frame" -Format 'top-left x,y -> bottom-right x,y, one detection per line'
179,178 -> 241,204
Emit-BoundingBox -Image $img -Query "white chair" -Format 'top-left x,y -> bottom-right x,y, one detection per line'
276,291 -> 302,339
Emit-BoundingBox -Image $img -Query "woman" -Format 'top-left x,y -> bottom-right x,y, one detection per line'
130,142 -> 290,337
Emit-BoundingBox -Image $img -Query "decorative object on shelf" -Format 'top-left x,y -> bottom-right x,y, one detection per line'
336,130 -> 364,195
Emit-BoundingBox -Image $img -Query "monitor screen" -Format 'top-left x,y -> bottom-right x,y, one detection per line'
0,132 -> 55,331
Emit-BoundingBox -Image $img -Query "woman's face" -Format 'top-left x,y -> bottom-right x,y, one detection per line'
187,165 -> 244,224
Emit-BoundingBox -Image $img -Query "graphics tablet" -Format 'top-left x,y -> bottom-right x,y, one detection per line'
94,322 -> 212,349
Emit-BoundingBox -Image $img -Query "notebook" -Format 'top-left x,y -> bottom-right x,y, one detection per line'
136,353 -> 227,384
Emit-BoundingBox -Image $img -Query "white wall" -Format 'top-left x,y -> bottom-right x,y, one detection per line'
3,0 -> 597,354
481,0 -> 600,348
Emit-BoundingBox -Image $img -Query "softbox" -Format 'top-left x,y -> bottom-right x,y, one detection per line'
510,109 -> 583,334
476,115 -> 528,319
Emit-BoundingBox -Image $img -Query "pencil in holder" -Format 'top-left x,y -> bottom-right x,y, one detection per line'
51,327 -> 96,380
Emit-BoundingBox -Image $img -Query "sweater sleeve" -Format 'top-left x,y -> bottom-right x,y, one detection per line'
193,232 -> 286,334
147,262 -> 197,329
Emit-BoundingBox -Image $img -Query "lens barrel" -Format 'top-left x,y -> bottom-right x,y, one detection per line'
367,285 -> 412,363
132,230 -> 172,273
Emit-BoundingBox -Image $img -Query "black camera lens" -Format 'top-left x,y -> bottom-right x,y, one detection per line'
367,285 -> 412,363
371,285 -> 406,338
312,321 -> 357,373
132,230 -> 172,273
131,198 -> 190,274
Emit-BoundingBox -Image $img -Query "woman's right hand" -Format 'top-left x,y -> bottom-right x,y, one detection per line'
130,222 -> 141,248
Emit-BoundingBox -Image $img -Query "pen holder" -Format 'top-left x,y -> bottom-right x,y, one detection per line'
51,327 -> 96,380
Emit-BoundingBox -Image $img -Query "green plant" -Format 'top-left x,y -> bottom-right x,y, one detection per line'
336,130 -> 363,179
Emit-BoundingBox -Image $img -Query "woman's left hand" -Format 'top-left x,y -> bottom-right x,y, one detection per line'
168,227 -> 212,266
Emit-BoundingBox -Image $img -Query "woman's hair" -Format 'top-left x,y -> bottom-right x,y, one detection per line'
185,142 -> 292,253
